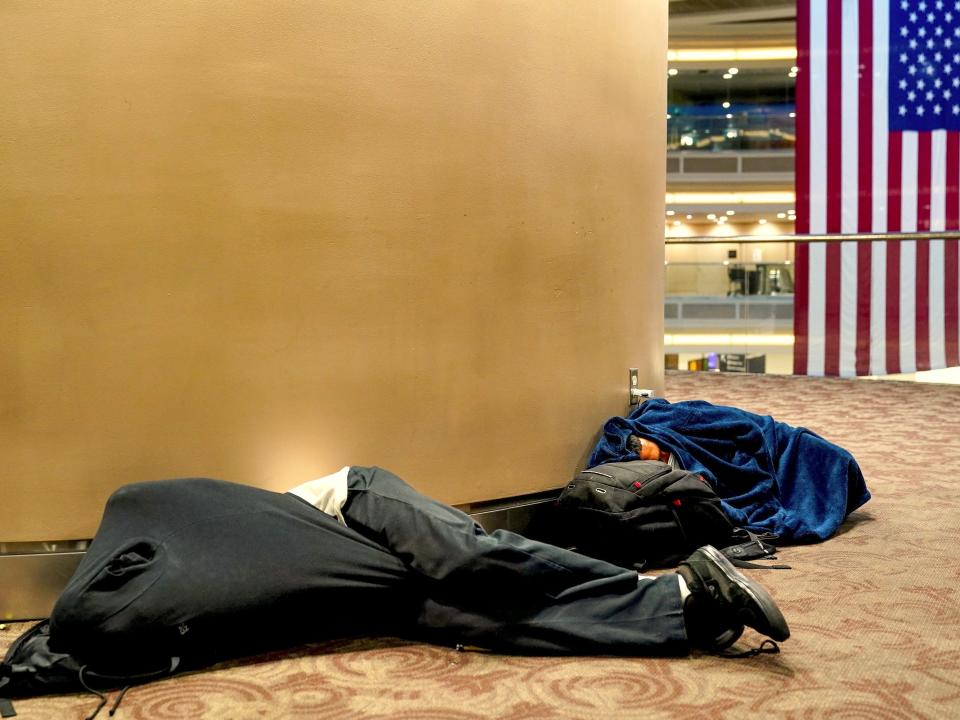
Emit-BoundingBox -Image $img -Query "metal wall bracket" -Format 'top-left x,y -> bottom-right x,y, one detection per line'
628,368 -> 653,405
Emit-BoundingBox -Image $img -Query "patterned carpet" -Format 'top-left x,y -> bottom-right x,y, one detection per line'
4,371 -> 960,718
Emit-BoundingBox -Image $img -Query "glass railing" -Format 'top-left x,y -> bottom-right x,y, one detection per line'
664,236 -> 795,374
667,107 -> 795,152
664,233 -> 960,382
666,261 -> 794,297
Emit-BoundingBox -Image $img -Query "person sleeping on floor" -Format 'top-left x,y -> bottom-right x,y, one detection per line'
1,466 -> 789,711
588,397 -> 871,544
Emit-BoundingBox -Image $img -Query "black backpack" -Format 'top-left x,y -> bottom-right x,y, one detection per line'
555,460 -> 781,570
0,620 -> 182,718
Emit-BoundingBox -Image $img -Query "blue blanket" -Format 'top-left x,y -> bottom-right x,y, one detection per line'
587,398 -> 871,543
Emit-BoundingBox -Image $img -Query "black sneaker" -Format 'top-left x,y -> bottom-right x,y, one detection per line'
678,545 -> 790,651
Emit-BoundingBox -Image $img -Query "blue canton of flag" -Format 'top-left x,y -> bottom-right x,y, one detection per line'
890,0 -> 960,130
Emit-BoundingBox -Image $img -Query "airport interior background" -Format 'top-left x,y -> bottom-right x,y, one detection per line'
664,0 -> 960,384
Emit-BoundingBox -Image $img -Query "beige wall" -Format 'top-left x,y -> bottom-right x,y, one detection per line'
1,1 -> 668,541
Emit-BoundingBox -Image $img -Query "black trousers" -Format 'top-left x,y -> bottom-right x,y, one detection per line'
339,467 -> 686,654
49,468 -> 687,664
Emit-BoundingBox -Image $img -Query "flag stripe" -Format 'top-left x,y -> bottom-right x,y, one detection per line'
808,0 -> 829,376
949,133 -> 960,230
916,238 -> 931,370
869,0 -> 889,376
948,239 -> 960,366
855,0 -> 874,376
870,240 -> 888,374
886,130 -> 902,374
794,0 -> 811,375
900,135 -> 918,373
838,1 -> 860,376
916,133 -> 932,371
931,239 -> 946,369
824,0 -> 844,376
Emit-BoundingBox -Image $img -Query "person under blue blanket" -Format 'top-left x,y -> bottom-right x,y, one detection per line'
587,398 -> 871,543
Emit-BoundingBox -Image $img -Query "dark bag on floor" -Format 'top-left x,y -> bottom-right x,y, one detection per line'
0,620 -> 181,718
555,460 -> 779,570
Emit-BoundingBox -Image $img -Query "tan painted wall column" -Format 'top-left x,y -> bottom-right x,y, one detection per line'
1,1 -> 667,543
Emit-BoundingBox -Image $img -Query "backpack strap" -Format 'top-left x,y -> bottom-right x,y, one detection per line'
720,529 -> 792,570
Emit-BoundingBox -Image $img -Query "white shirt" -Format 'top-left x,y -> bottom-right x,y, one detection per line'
287,466 -> 351,525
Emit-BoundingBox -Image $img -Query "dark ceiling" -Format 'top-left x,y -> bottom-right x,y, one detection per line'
669,0 -> 795,47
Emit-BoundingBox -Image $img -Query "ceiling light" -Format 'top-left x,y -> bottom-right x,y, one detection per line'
668,68 -> 679,76
685,214 -> 693,220
726,210 -> 735,215
725,113 -> 733,119
758,218 -> 768,225
789,112 -> 796,118
723,73 -> 733,80
665,191 -> 796,204
728,67 -> 739,75
667,47 -> 797,63
726,130 -> 738,138
777,212 -> 786,219
667,113 -> 672,119
673,220 -> 681,226
707,213 -> 717,220
791,66 -> 799,73
722,101 -> 731,109
666,210 -> 675,216
664,333 -> 795,347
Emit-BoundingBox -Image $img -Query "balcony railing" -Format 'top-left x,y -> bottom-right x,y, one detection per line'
663,232 -> 960,380
667,109 -> 795,152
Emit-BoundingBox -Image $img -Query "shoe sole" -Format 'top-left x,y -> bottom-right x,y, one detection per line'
700,544 -> 790,641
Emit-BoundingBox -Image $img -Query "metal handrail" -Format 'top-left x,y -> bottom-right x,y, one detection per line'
665,231 -> 960,245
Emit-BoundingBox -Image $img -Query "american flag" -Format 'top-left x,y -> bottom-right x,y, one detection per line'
795,0 -> 960,376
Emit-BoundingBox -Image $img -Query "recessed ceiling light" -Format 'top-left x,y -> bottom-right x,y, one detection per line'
758,218 -> 768,225
673,220 -> 681,226
665,191 -> 796,204
666,210 -> 676,216
726,210 -> 735,216
707,213 -> 717,220
667,47 -> 797,63
723,73 -> 733,80
685,214 -> 693,220
777,212 -> 786,219
722,101 -> 731,109
668,68 -> 679,76
728,67 -> 739,75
